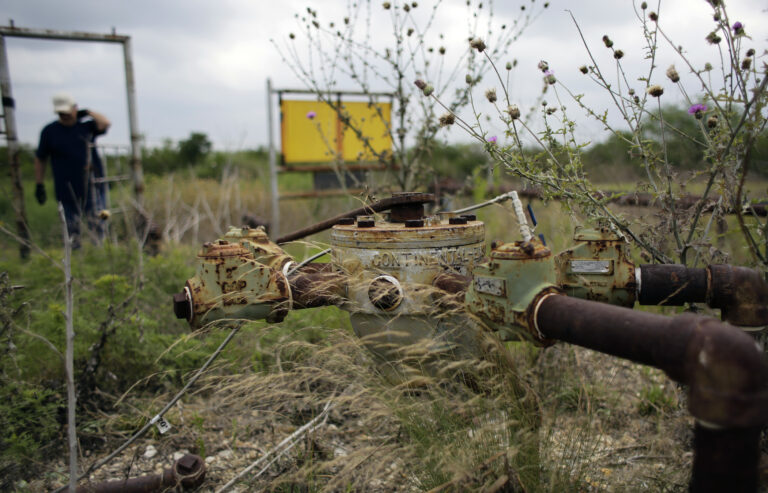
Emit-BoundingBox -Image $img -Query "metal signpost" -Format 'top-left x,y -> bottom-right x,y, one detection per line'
266,78 -> 394,239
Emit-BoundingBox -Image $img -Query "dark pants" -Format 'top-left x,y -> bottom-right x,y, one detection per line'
61,183 -> 106,249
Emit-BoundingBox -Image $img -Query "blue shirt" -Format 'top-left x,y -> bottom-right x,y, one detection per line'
35,119 -> 105,205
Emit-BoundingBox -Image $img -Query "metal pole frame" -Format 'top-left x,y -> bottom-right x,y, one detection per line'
267,78 -> 280,239
0,25 -> 144,229
0,34 -> 30,258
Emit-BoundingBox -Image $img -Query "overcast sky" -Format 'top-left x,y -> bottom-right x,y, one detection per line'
3,0 -> 766,152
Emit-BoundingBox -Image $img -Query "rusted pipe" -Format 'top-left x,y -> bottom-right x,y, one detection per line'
535,294 -> 768,492
74,454 -> 205,493
288,263 -> 347,309
707,264 -> 768,327
432,272 -> 472,294
638,264 -> 768,326
276,192 -> 434,244
637,264 -> 708,306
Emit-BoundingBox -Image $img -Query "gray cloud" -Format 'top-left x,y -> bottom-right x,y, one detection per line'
3,0 -> 766,151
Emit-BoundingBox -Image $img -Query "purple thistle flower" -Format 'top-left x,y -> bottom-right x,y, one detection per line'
688,103 -> 707,115
487,135 -> 498,144
732,21 -> 743,33
306,111 -> 317,119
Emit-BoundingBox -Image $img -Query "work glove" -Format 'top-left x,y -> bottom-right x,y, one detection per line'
35,183 -> 46,205
77,109 -> 89,119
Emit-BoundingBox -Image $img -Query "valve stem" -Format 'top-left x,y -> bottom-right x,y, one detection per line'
510,191 -> 533,243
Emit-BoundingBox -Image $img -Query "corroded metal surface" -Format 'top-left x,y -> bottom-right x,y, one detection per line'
637,264 -> 708,305
75,454 -> 205,492
288,263 -> 346,309
637,263 -> 768,327
535,294 -> 768,491
179,226 -> 293,328
536,295 -> 768,428
690,424 -> 761,493
331,218 -> 484,251
555,227 -> 637,307
331,212 -> 489,369
466,237 -> 559,344
707,264 -> 768,327
222,225 -> 293,269
276,192 -> 434,244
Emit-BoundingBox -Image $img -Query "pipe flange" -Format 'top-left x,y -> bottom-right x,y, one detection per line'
368,275 -> 404,312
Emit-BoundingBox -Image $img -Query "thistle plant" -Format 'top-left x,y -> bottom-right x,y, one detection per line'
273,0 -> 549,192
422,1 -> 768,271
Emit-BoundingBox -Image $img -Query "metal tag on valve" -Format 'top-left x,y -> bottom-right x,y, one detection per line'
570,260 -> 612,275
154,416 -> 172,434
475,276 -> 506,297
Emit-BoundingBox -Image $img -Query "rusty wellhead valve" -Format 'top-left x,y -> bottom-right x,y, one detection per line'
174,226 -> 294,328
328,193 -> 495,373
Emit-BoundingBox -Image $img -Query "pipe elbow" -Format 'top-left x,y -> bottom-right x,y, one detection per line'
678,314 -> 768,428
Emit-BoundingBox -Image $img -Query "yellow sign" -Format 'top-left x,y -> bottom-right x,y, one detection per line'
280,99 -> 392,164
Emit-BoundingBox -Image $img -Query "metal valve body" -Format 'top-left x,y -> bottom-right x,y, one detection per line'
330,211 -> 489,367
178,226 -> 294,327
555,226 -> 637,307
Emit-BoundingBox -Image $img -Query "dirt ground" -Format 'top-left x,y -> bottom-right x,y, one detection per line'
23,340 -> 767,492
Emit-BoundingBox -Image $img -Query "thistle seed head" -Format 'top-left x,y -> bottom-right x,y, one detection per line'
706,31 -> 722,44
470,37 -> 486,52
439,112 -> 455,126
666,65 -> 680,83
647,85 -> 664,97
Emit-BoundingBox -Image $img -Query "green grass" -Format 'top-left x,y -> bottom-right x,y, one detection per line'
0,153 -> 763,490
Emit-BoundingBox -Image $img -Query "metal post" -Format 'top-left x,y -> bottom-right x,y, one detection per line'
267,78 -> 280,239
122,38 -> 143,206
0,34 -> 30,258
0,24 -> 143,232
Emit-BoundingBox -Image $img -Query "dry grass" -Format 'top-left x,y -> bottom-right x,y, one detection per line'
24,178 -> 765,492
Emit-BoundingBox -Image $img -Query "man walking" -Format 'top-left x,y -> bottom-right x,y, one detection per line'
34,93 -> 110,248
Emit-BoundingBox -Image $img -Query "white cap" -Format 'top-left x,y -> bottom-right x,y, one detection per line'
52,93 -> 76,113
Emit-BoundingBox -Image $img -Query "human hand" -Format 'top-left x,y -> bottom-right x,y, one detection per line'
35,183 -> 46,205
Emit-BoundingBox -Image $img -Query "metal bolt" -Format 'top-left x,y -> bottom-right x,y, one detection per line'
449,217 -> 468,225
357,215 -> 375,228
405,219 -> 424,227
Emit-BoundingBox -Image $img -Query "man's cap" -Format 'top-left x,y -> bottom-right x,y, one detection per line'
52,93 -> 76,113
